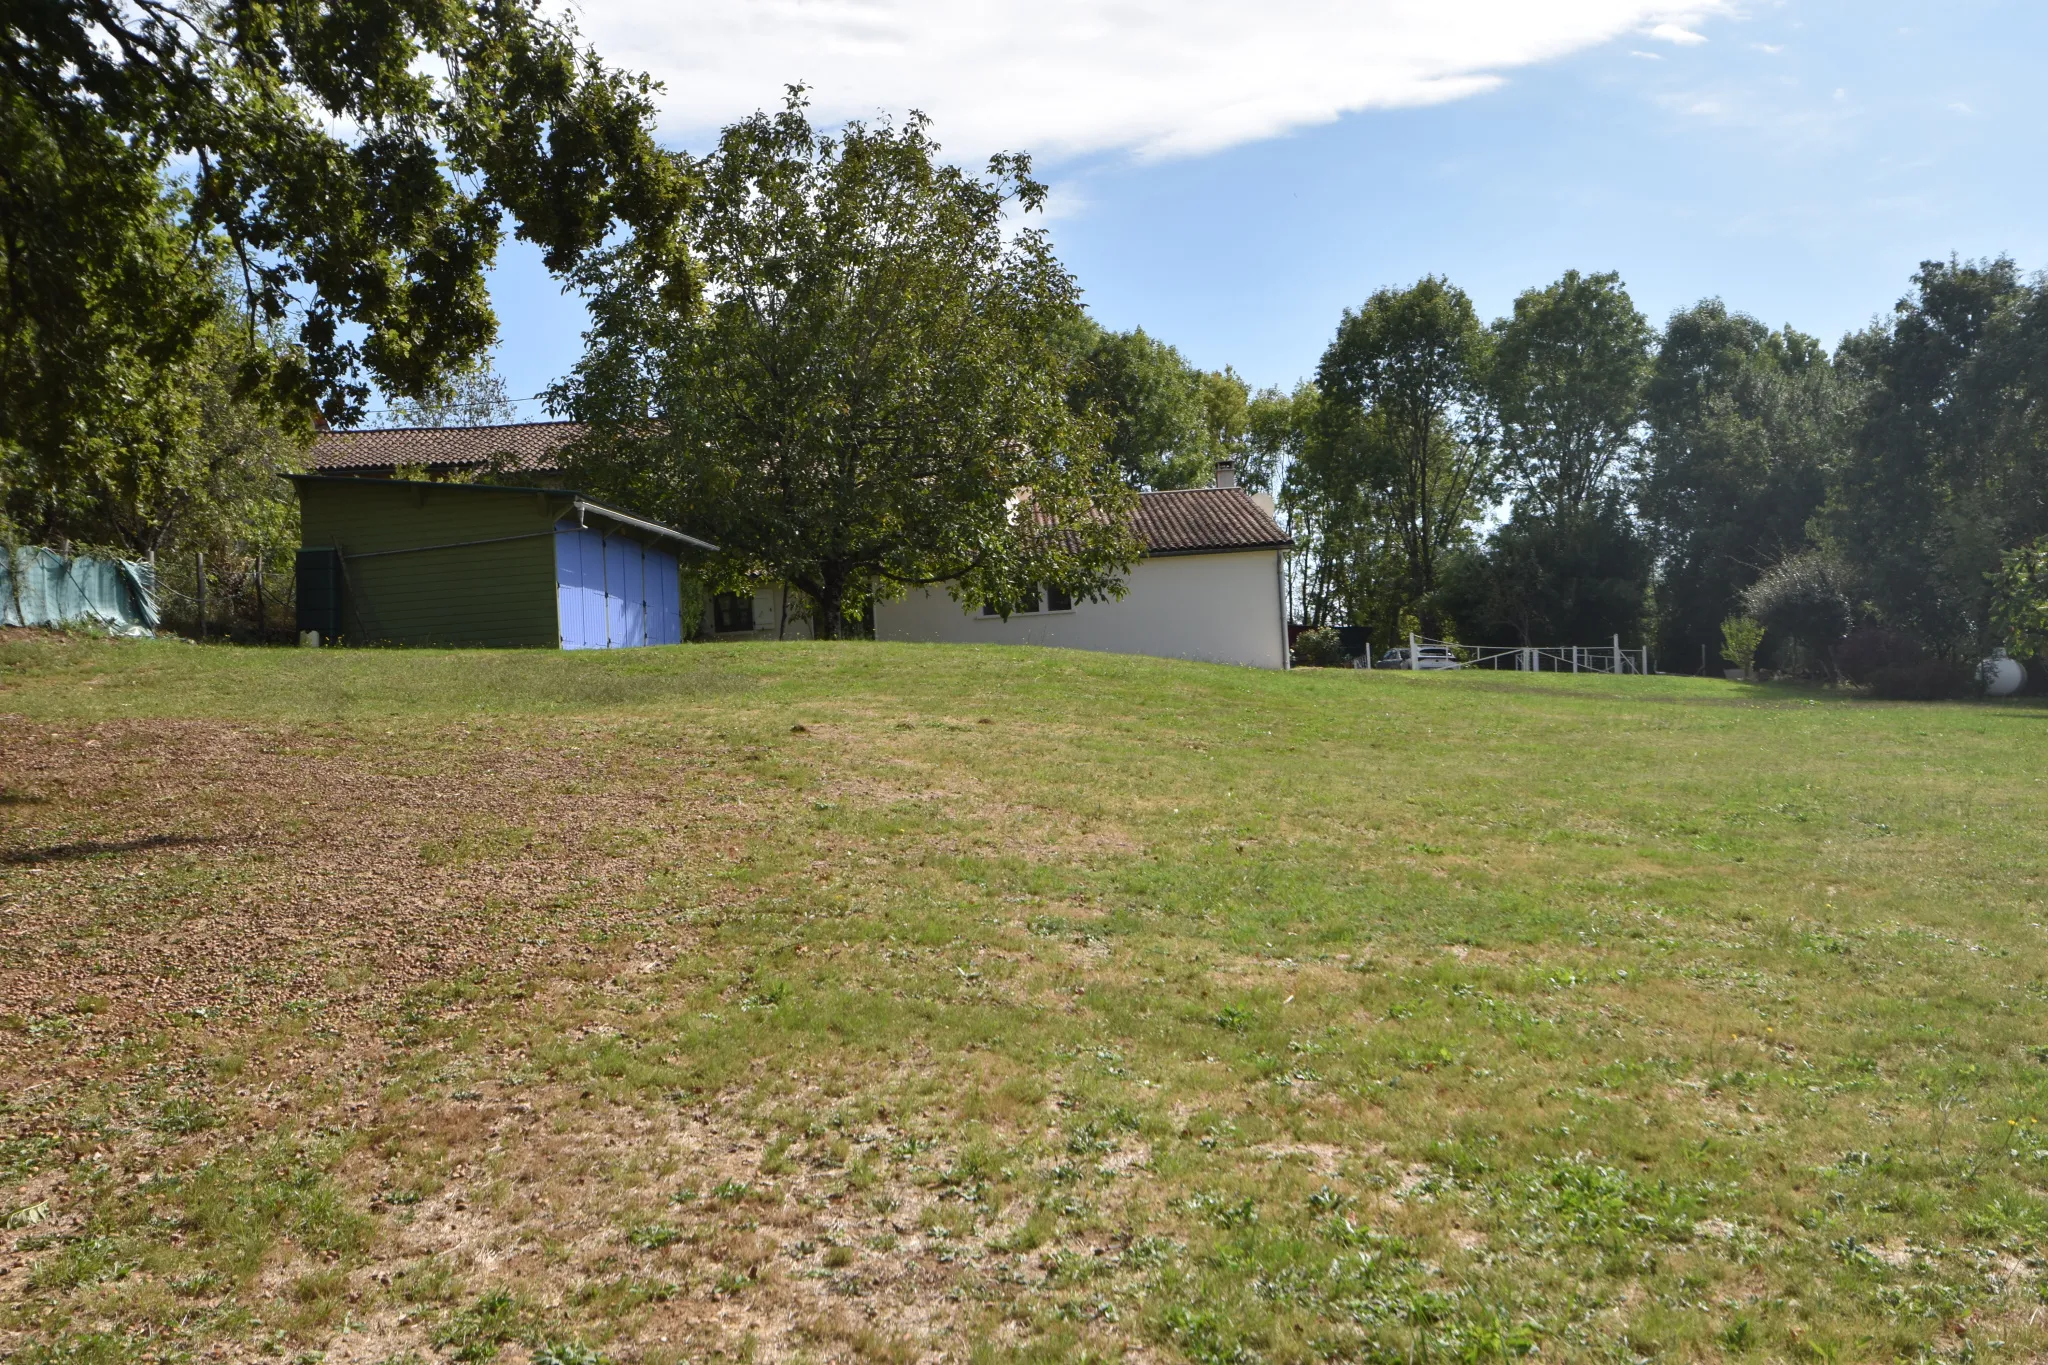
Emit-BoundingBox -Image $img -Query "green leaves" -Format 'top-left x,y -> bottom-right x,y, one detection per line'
2,0 -> 689,443
1487,270 -> 1652,520
557,94 -> 1140,638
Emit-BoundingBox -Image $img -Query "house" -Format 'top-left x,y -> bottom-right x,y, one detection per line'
873,462 -> 1292,669
289,473 -> 714,648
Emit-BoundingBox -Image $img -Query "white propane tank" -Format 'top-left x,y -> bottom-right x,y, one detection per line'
1981,649 -> 2025,697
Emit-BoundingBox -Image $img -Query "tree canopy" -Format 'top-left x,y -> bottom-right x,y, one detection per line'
3,0 -> 688,550
1064,322 -> 1252,490
1311,277 -> 1495,630
1488,270 -> 1651,519
555,95 -> 1140,639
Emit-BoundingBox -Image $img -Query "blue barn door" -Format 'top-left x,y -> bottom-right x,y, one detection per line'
555,527 -> 682,649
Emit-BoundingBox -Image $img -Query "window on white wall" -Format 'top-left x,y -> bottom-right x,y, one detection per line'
980,584 -> 1072,617
713,593 -> 755,632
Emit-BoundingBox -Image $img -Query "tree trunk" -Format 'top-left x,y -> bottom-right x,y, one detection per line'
811,561 -> 851,640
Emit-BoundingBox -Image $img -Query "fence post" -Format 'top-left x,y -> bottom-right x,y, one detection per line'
1409,632 -> 1419,671
196,552 -> 206,641
1611,633 -> 1621,673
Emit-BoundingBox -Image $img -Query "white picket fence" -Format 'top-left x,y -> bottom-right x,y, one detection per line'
1356,633 -> 1653,675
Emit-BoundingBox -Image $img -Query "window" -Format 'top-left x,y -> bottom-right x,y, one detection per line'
712,592 -> 755,632
1045,584 -> 1073,612
982,587 -> 1046,616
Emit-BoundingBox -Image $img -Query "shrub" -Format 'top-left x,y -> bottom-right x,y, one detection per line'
1719,616 -> 1763,678
1835,627 -> 1921,685
1292,627 -> 1349,668
1742,552 -> 1854,673
1867,659 -> 1976,701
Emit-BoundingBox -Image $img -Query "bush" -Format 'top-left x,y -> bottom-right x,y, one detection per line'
1866,658 -> 1977,701
1835,627 -> 1921,685
1742,552 -> 1853,672
1292,627 -> 1350,668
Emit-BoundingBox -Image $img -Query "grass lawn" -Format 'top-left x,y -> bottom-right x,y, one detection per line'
3,634 -> 2047,1365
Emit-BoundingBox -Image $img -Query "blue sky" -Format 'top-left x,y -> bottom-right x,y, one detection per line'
474,0 -> 2048,412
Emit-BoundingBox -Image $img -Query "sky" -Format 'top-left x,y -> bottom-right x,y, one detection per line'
474,0 -> 2048,413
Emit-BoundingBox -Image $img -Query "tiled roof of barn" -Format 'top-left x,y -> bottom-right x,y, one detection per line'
309,421 -> 585,473
1133,487 -> 1290,555
308,423 -> 1288,556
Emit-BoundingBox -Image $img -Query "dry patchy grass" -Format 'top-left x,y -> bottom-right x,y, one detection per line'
4,635 -> 2048,1365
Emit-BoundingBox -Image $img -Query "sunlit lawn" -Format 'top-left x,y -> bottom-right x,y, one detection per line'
3,634 -> 2046,1364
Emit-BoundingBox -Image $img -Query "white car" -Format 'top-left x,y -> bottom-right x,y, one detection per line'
1373,645 -> 1463,670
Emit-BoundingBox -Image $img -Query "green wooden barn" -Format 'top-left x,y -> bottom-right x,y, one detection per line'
290,475 -> 715,648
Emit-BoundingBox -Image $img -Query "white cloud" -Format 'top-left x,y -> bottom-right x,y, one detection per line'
1646,22 -> 1709,45
577,1 -> 1730,162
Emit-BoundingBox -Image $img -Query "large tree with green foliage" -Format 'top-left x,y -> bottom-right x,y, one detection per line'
1638,301 -> 1845,670
1064,322 -> 1250,490
1824,258 -> 2048,652
2,0 -> 690,546
1313,277 -> 1495,630
1489,270 -> 1651,519
555,95 -> 1141,639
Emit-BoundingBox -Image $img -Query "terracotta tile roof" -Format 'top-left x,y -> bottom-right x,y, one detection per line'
308,423 -> 1289,555
1133,487 -> 1290,556
309,421 -> 584,473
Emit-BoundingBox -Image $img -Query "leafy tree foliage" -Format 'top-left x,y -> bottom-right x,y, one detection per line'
555,96 -> 1140,639
1489,271 -> 1652,519
1064,322 -> 1251,490
1720,616 -> 1763,679
1740,550 -> 1854,676
1436,495 -> 1651,648
1990,536 -> 2048,660
1638,302 -> 1846,669
385,360 -> 521,429
3,0 -> 690,438
1825,258 -> 2048,652
1314,278 -> 1496,629
2,247 -> 309,557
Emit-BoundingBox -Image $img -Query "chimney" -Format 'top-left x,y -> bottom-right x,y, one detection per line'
1213,459 -> 1237,489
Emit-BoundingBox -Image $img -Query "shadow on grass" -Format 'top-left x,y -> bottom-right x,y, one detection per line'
3,833 -> 214,865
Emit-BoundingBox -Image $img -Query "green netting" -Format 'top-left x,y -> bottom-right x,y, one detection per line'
1,547 -> 159,635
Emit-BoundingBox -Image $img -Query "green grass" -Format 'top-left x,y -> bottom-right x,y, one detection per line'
5,634 -> 2048,1363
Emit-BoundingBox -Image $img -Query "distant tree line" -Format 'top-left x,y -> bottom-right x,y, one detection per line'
1257,261 -> 2048,677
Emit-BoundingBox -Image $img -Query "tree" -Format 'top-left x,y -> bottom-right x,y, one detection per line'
1064,323 -> 1247,490
1991,536 -> 2048,661
1720,616 -> 1763,679
555,95 -> 1141,640
1239,383 -> 1314,495
1639,301 -> 1846,670
1488,270 -> 1652,519
1824,258 -> 2048,652
386,360 -> 521,428
1314,278 -> 1495,629
1435,495 -> 1651,648
1,249 -> 310,557
1740,550 -> 1854,676
3,0 -> 692,449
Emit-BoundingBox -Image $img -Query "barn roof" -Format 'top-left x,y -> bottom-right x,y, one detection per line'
309,421 -> 584,475
307,424 -> 1288,557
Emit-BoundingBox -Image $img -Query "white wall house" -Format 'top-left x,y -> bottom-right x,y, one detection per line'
874,466 -> 1293,669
